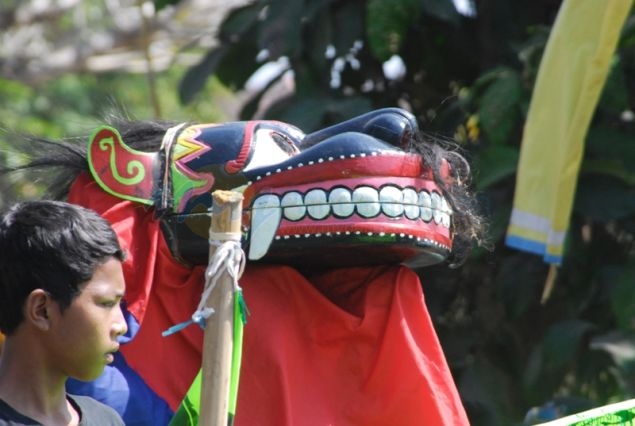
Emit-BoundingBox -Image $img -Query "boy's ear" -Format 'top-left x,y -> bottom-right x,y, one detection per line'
25,289 -> 52,331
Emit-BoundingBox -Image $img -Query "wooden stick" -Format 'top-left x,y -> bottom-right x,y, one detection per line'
199,190 -> 243,426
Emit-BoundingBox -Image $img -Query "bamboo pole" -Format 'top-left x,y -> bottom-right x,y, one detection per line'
199,190 -> 243,426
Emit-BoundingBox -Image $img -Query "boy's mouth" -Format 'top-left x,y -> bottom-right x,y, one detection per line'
105,345 -> 120,363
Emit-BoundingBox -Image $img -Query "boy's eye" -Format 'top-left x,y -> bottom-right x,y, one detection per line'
99,300 -> 117,308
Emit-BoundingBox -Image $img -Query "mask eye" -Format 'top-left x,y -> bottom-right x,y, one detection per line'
243,129 -> 299,171
272,132 -> 299,155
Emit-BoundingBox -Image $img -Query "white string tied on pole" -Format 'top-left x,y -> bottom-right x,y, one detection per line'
192,234 -> 246,327
162,233 -> 245,337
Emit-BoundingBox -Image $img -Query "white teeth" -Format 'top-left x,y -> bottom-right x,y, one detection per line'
419,191 -> 432,222
281,191 -> 305,221
402,188 -> 419,219
250,186 -> 452,258
379,186 -> 404,217
263,187 -> 449,226
329,187 -> 354,217
441,197 -> 452,228
352,186 -> 380,218
249,194 -> 281,260
305,189 -> 329,219
431,192 -> 442,225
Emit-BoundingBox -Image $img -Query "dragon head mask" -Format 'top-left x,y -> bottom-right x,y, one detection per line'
85,108 -> 455,268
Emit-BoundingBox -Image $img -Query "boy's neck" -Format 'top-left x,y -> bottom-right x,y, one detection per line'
0,337 -> 79,425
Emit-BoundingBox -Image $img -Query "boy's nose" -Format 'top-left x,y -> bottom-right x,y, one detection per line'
114,321 -> 128,337
113,307 -> 128,337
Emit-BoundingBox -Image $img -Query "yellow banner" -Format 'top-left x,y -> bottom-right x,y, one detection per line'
506,0 -> 633,264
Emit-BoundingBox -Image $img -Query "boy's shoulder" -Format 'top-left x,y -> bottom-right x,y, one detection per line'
0,396 -> 124,426
68,395 -> 124,426
0,398 -> 37,425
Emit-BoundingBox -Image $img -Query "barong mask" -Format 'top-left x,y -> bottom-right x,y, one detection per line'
87,108 -> 454,268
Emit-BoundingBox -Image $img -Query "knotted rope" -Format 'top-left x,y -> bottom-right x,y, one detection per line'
162,233 -> 247,337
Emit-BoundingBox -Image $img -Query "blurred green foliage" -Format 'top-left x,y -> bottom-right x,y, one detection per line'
174,0 -> 635,424
0,65 -> 233,205
3,0 -> 635,424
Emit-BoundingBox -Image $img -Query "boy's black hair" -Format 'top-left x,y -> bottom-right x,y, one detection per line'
0,200 -> 125,335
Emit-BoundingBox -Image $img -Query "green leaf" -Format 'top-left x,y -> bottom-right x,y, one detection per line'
495,253 -> 545,319
611,266 -> 635,331
331,1 -> 364,55
266,96 -> 328,130
523,345 -> 544,392
477,69 -> 523,145
301,4 -> 335,83
581,159 -> 635,186
574,176 -> 635,221
420,0 -> 460,25
542,319 -> 595,373
218,3 -> 262,42
597,57 -> 628,114
468,66 -> 509,100
265,95 -> 371,132
366,0 -> 421,61
178,47 -> 227,104
153,0 -> 181,11
322,97 -> 373,125
516,26 -> 550,79
473,145 -> 519,190
458,358 -> 511,425
586,125 -> 635,173
215,35 -> 260,90
259,0 -> 304,58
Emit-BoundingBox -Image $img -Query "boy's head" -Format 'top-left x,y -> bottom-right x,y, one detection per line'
0,200 -> 125,335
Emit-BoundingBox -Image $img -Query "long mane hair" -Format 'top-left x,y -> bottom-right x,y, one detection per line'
1,118 -> 179,200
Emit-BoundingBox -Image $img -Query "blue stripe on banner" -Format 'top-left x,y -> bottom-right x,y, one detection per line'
505,235 -> 562,264
505,235 -> 547,256
543,253 -> 563,264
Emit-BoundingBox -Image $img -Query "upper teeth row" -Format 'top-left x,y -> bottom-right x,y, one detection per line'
252,186 -> 452,228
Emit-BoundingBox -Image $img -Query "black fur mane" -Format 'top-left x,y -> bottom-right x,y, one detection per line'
0,119 -> 181,200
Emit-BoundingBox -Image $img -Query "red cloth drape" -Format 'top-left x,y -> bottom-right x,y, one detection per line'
236,265 -> 469,426
69,173 -> 469,425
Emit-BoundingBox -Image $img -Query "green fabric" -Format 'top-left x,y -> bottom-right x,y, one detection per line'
538,399 -> 635,425
169,290 -> 246,426
169,371 -> 201,426
229,291 -> 246,416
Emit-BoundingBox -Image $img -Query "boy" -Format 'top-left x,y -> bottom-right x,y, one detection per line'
0,200 -> 127,425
